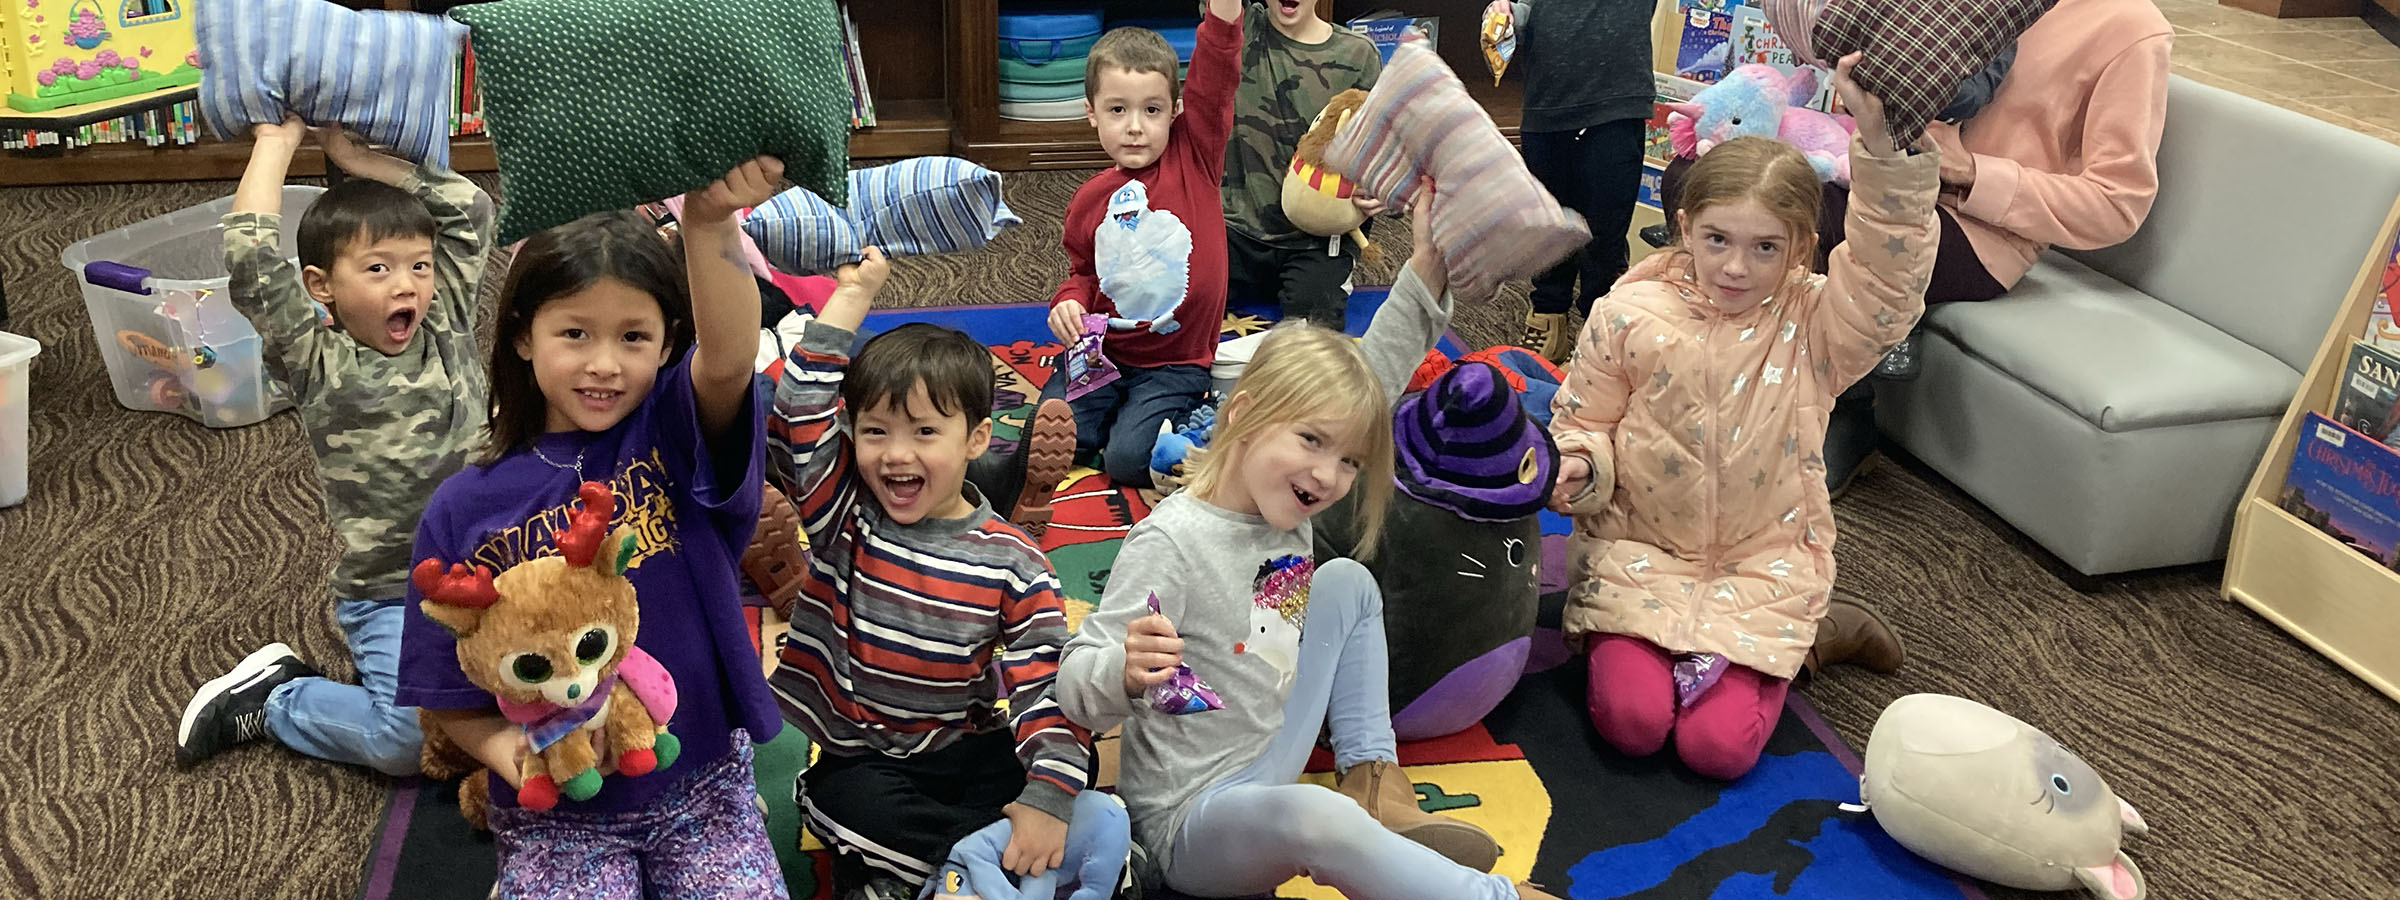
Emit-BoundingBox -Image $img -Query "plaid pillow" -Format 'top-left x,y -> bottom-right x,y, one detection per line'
194,0 -> 468,166
742,156 -> 1021,274
1318,42 -> 1588,301
1806,0 -> 2057,145
450,0 -> 853,244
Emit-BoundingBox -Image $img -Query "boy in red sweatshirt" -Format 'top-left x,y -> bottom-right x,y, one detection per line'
1046,0 -> 1242,489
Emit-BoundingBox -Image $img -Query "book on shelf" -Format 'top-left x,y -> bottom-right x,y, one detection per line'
4,98 -> 198,152
2331,338 -> 2400,444
2280,411 -> 2400,569
1674,3 -> 1733,83
2367,228 -> 2400,351
840,2 -> 875,129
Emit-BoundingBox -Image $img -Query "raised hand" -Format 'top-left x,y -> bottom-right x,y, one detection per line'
684,156 -> 786,224
1830,53 -> 1897,158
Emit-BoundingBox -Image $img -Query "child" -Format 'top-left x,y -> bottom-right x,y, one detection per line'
176,118 -> 493,776
1545,56 -> 1931,780
1045,0 -> 1243,490
1058,189 -> 1560,900
1221,0 -> 1384,329
1511,0 -> 1656,364
767,248 -> 1127,900
395,159 -> 790,899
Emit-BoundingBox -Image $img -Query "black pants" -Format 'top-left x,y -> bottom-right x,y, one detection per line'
1656,154 -> 2006,302
1227,227 -> 1359,330
1522,118 -> 1649,317
799,730 -> 1025,889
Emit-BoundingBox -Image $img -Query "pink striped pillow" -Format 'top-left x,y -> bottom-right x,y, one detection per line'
1318,42 -> 1589,301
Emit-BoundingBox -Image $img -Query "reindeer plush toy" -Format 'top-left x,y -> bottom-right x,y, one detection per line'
416,482 -> 680,825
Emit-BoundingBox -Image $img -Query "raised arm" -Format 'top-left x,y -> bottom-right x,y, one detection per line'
1182,0 -> 1244,179
768,250 -> 889,546
223,116 -> 330,393
1358,183 -> 1452,405
681,157 -> 786,442
1808,55 -> 1941,391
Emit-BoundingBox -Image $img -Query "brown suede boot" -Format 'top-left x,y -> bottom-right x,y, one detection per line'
1805,594 -> 1905,676
1334,760 -> 1501,872
1523,311 -> 1571,364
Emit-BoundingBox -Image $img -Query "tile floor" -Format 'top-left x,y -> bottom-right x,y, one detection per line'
2158,0 -> 2400,143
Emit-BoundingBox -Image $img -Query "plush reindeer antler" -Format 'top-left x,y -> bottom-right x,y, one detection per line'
557,481 -> 616,568
412,558 -> 498,608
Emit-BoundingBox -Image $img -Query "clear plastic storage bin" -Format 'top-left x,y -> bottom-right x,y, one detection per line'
58,186 -> 323,428
0,331 -> 38,508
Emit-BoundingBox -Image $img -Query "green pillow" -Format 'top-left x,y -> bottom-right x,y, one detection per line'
449,0 -> 852,244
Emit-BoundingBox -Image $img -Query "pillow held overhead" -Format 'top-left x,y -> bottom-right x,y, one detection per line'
448,0 -> 853,244
743,156 -> 1021,275
1318,42 -> 1588,301
194,0 -> 468,167
1797,0 -> 2058,145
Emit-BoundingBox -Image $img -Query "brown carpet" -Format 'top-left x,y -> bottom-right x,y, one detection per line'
2,170 -> 2396,900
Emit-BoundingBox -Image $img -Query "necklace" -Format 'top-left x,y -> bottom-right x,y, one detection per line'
532,441 -> 586,478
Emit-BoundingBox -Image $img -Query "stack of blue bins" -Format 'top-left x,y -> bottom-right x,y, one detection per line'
998,4 -> 1104,122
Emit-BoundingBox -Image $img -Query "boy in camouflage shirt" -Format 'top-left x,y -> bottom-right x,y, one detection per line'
1222,0 -> 1384,329
175,118 -> 494,776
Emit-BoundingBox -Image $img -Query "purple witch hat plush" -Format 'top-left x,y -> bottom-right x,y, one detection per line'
1394,361 -> 1559,522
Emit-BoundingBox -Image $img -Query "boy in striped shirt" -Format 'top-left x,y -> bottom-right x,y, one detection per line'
766,248 -> 1127,900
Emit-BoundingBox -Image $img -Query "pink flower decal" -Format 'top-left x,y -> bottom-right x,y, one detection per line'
94,48 -> 118,66
53,57 -> 75,75
35,70 -> 56,86
186,48 -> 201,68
75,60 -> 100,80
140,46 -> 153,58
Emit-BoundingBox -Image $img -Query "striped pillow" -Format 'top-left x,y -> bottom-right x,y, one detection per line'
1319,42 -> 1588,301
194,0 -> 466,167
743,157 -> 1022,274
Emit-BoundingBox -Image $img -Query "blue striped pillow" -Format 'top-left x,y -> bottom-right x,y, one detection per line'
194,0 -> 466,167
743,157 -> 1021,274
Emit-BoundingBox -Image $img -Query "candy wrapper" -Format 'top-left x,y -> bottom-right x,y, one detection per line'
1063,313 -> 1122,402
1479,0 -> 1517,86
1672,652 -> 1729,708
1143,592 -> 1224,715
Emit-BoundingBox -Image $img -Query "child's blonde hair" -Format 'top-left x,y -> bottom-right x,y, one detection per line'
1188,323 -> 1395,558
1675,136 -> 1825,268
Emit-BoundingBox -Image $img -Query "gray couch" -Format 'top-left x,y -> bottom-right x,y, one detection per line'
1877,76 -> 2400,576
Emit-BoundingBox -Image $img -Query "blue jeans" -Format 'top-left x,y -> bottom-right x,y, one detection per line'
1162,560 -> 1514,900
1067,362 -> 1209,490
265,597 -> 424,775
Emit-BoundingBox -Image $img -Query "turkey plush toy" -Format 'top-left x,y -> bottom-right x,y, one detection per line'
1280,88 -> 1377,261
417,482 -> 680,827
1668,63 -> 1856,185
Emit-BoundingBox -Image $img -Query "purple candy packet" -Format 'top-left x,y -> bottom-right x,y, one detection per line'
1672,652 -> 1728,708
1063,313 -> 1122,402
1143,592 -> 1224,715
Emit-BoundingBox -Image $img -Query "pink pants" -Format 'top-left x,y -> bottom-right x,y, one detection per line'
1585,634 -> 1789,780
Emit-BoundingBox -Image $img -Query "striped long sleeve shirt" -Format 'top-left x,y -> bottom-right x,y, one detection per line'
765,322 -> 1092,821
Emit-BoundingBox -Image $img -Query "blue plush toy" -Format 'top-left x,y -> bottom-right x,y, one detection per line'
925,792 -> 1131,900
1148,398 -> 1219,489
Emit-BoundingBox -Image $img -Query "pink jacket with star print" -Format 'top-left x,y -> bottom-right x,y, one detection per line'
1548,135 -> 1940,679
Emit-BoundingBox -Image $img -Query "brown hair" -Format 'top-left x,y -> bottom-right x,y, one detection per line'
1188,322 -> 1396,559
480,211 -> 693,464
843,323 -> 993,424
1674,136 -> 1825,267
1085,27 -> 1182,103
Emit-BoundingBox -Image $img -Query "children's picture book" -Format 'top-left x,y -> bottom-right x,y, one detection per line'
2367,229 -> 2400,351
2332,338 -> 2400,444
1675,5 -> 1734,84
1348,15 -> 1440,66
2280,412 -> 2400,567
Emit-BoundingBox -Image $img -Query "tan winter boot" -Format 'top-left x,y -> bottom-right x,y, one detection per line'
1335,760 -> 1501,872
1523,311 -> 1571,365
1804,594 -> 1905,677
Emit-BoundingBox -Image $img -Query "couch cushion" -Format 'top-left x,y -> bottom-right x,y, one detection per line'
1921,250 -> 2297,433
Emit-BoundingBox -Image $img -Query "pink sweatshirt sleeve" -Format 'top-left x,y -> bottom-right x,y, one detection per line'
1958,34 -> 2170,252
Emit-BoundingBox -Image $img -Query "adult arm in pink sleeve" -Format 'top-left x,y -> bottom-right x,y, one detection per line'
1957,35 -> 2170,251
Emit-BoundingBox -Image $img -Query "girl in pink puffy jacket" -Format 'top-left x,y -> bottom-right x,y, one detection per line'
1545,55 -> 1939,779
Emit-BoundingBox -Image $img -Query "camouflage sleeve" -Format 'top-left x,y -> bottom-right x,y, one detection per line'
402,165 -> 496,335
222,212 -> 328,398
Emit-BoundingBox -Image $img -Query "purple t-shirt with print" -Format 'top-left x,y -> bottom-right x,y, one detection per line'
397,357 -> 780,814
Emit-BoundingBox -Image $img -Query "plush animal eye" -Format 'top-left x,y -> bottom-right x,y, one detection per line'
1505,538 -> 1527,567
2050,774 -> 2072,795
1729,116 -> 1742,126
509,654 -> 553,684
576,628 -> 610,664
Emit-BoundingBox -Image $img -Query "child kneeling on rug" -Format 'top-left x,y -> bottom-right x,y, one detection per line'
1058,217 -> 1560,899
1546,56 -> 1935,780
399,161 -> 791,899
766,248 -> 1127,900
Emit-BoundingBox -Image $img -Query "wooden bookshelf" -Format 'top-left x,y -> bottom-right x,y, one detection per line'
2223,196 -> 2400,705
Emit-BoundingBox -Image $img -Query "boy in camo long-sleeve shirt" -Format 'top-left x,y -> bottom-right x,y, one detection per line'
174,117 -> 493,776
1221,0 -> 1382,330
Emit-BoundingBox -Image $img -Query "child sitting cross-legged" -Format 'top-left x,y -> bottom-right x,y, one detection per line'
768,248 -> 1129,900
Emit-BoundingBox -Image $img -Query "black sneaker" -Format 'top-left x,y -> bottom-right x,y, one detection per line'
175,642 -> 321,767
840,877 -> 915,900
1639,223 -> 1674,248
